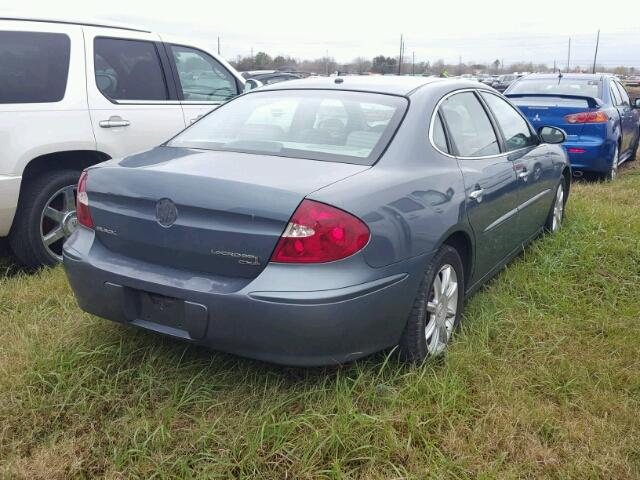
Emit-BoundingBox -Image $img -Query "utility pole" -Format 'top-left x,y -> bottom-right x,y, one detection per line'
412,51 -> 415,75
325,49 -> 329,76
458,56 -> 462,75
398,34 -> 404,75
217,36 -> 220,55
566,37 -> 571,71
553,59 -> 556,72
592,29 -> 600,74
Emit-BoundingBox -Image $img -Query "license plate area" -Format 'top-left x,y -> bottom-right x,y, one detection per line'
140,292 -> 184,330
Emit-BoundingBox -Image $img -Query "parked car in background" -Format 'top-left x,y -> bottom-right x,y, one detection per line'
506,73 -> 640,180
0,17 -> 244,268
625,75 -> 640,87
242,71 -> 303,91
492,74 -> 518,92
64,76 -> 570,366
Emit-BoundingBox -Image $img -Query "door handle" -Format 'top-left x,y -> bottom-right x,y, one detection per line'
99,116 -> 131,128
468,188 -> 484,203
518,170 -> 530,180
190,114 -> 204,124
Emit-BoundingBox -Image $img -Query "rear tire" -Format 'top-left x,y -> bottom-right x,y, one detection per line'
600,144 -> 619,181
398,245 -> 465,363
9,169 -> 82,268
544,178 -> 566,233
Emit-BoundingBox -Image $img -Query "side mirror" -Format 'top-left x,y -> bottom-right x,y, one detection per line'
633,98 -> 640,109
538,126 -> 566,144
243,79 -> 263,92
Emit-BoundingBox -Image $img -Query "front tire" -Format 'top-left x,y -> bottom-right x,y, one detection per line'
398,245 -> 465,363
545,178 -> 566,233
9,170 -> 81,268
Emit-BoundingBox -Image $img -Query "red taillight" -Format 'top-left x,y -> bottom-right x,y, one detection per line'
564,111 -> 608,124
270,199 -> 370,263
567,148 -> 586,154
76,170 -> 94,229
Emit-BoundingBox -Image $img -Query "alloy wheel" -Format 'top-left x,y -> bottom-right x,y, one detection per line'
39,185 -> 78,262
425,264 -> 459,355
551,183 -> 564,232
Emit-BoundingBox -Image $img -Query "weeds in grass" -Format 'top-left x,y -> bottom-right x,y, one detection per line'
1,161 -> 639,478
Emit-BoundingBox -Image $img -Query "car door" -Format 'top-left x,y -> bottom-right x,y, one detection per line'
479,91 -> 556,238
613,80 -> 639,156
437,90 -> 521,282
164,43 -> 242,125
84,27 -> 186,159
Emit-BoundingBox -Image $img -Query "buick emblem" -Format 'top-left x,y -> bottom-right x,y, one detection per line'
155,198 -> 178,228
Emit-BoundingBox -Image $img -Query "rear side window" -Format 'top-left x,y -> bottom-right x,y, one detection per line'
0,31 -> 70,104
610,84 -> 623,106
439,92 -> 500,157
480,92 -> 538,151
170,45 -> 238,102
94,38 -> 169,101
432,114 -> 449,153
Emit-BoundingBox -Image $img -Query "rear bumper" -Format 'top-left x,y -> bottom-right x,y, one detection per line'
0,175 -> 21,237
563,136 -> 615,173
63,228 -> 427,366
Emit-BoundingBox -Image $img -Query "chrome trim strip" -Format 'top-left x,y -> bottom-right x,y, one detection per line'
428,87 -> 533,160
484,207 -> 518,233
518,188 -> 551,211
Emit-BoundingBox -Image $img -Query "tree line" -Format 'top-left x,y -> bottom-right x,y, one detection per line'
230,52 -> 637,76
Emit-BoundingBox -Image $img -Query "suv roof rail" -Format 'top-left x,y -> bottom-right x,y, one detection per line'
0,16 -> 151,33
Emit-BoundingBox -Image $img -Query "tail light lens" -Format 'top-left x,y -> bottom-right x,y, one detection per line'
564,111 -> 608,124
270,199 -> 370,263
76,170 -> 94,229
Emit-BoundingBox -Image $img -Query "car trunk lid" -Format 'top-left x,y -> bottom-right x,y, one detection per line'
86,147 -> 368,278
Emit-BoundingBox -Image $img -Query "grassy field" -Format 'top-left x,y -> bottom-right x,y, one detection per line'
2,158 -> 640,479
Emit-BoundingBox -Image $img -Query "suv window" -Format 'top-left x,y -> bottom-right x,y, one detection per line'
480,92 -> 538,151
94,38 -> 169,101
439,92 -> 500,157
0,31 -> 70,104
170,45 -> 238,102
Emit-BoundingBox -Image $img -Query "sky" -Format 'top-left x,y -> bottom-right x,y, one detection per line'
3,0 -> 640,68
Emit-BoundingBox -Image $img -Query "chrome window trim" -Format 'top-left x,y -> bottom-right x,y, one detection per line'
111,100 -> 223,106
428,88 -> 533,160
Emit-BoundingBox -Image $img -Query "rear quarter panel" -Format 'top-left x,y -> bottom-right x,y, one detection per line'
309,84 -> 471,269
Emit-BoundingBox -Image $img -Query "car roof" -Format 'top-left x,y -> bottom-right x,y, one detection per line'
257,75 -> 455,96
0,16 -> 150,33
520,73 -> 609,82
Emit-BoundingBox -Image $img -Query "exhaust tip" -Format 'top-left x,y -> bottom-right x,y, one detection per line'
572,170 -> 584,178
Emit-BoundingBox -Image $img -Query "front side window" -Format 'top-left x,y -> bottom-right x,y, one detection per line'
614,82 -> 630,106
94,38 -> 168,101
438,92 -> 500,157
0,31 -> 70,104
168,90 -> 408,165
481,92 -> 538,151
170,45 -> 238,102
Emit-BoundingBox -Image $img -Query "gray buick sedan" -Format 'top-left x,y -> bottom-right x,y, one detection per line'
63,76 -> 570,366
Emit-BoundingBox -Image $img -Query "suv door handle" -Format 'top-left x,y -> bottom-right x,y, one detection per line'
99,116 -> 131,128
190,114 -> 204,124
468,188 -> 484,203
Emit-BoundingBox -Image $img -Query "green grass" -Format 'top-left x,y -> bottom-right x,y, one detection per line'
2,159 -> 640,479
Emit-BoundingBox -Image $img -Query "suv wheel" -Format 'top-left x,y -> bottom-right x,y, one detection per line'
9,170 -> 81,268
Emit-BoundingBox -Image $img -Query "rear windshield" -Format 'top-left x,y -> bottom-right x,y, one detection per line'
167,90 -> 408,165
508,78 -> 601,98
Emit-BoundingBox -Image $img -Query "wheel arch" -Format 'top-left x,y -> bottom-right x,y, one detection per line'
21,150 -> 111,185
439,229 -> 474,290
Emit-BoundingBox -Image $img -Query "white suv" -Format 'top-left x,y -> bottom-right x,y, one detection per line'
0,17 -> 245,267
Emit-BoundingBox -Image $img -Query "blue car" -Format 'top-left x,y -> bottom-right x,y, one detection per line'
505,73 -> 640,180
63,77 -> 570,366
